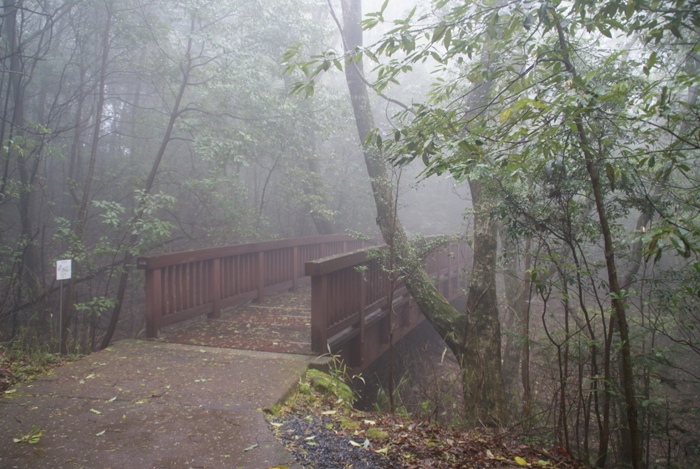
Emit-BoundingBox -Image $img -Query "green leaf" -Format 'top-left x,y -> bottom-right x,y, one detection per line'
443,28 -> 452,50
605,163 -> 616,191
499,108 -> 512,122
643,52 -> 657,76
432,24 -> 446,44
14,426 -> 42,445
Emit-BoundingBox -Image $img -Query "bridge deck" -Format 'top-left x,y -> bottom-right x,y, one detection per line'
156,286 -> 314,355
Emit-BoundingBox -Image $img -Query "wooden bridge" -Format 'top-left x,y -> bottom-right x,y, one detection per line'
137,234 -> 470,371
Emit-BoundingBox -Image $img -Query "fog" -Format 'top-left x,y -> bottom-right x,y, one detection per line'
0,0 -> 470,345
1,1 -> 698,467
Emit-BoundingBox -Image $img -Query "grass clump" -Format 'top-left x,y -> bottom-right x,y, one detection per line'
306,368 -> 354,404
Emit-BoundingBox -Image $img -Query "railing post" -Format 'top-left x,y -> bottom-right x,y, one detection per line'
292,246 -> 299,291
450,243 -> 459,296
145,268 -> 162,338
209,259 -> 221,318
310,274 -> 328,354
257,251 -> 265,303
359,269 -> 366,367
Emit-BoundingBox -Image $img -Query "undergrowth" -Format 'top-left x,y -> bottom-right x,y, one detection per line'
0,345 -> 72,393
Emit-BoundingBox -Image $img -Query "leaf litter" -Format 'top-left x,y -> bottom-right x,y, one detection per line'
267,373 -> 583,469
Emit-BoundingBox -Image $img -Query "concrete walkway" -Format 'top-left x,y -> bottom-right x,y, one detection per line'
0,340 -> 310,468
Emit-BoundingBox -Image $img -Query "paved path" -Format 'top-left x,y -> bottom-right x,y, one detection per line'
0,340 -> 310,468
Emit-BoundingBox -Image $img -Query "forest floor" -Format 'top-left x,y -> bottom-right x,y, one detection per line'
267,368 -> 584,468
1,286 -> 587,468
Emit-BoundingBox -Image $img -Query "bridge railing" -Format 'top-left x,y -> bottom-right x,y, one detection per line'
305,237 -> 470,370
137,235 -> 371,337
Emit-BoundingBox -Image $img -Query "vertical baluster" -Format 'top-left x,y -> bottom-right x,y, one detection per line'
292,246 -> 299,291
359,267 -> 366,367
209,259 -> 221,318
257,251 -> 265,303
145,267 -> 162,338
311,273 -> 329,354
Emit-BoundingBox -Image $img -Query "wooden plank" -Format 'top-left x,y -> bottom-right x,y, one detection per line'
209,259 -> 221,319
292,246 -> 299,291
257,251 -> 265,303
145,268 -> 162,338
137,234 -> 360,270
310,275 -> 328,354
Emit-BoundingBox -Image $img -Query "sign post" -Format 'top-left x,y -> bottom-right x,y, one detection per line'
56,260 -> 72,353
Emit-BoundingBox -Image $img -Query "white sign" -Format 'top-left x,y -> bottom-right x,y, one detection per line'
56,259 -> 72,281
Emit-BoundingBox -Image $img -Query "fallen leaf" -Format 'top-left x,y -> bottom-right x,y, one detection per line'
96,430 -> 106,436
243,443 -> 258,452
90,408 -> 102,415
515,456 -> 529,466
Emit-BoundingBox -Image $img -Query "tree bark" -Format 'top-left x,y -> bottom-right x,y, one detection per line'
461,179 -> 508,424
4,0 -> 40,297
62,1 -> 112,354
555,19 -> 641,469
501,234 -> 532,411
338,0 -> 464,357
338,0 -> 506,425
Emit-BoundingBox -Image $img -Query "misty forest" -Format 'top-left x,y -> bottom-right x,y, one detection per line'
1,0 -> 699,467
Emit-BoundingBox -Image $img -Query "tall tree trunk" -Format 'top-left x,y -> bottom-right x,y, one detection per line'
501,234 -> 532,413
62,1 -> 112,354
4,0 -> 40,297
555,19 -> 641,469
338,0 -> 464,355
461,179 -> 508,424
338,0 -> 506,425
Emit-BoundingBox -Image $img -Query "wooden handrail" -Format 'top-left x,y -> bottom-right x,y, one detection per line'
305,237 -> 471,370
137,235 -> 371,337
